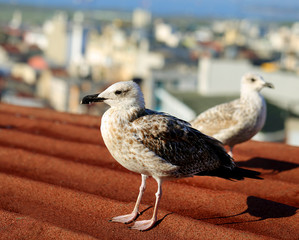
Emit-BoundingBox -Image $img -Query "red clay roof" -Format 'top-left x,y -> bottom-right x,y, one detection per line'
28,56 -> 48,70
0,103 -> 298,240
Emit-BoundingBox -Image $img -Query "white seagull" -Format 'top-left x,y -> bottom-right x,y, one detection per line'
191,73 -> 274,157
81,81 -> 260,231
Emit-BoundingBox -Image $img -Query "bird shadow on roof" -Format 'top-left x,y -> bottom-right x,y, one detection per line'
149,212 -> 173,231
198,196 -> 298,225
236,158 -> 299,173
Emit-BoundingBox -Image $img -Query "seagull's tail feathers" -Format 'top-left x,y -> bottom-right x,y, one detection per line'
203,134 -> 236,171
189,128 -> 262,180
196,166 -> 262,181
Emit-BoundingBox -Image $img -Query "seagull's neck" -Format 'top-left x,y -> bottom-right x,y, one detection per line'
240,89 -> 266,118
106,104 -> 145,123
240,89 -> 263,104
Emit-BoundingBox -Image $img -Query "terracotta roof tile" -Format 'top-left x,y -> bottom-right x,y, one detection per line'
0,103 -> 298,239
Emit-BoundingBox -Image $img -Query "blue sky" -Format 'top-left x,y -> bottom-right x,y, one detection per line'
1,0 -> 299,21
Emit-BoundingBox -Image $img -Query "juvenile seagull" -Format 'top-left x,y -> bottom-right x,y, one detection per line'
81,81 -> 259,231
191,73 -> 274,157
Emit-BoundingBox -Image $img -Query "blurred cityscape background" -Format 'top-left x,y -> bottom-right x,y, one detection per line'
0,0 -> 299,146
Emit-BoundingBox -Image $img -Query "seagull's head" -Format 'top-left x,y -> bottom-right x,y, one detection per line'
241,73 -> 274,92
81,81 -> 145,109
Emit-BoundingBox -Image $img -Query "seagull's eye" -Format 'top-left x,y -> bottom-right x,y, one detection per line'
250,78 -> 256,83
115,90 -> 122,95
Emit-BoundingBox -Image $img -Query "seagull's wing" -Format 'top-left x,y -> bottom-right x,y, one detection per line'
190,99 -> 242,142
132,112 -> 234,176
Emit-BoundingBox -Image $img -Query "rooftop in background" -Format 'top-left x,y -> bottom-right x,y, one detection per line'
0,102 -> 298,239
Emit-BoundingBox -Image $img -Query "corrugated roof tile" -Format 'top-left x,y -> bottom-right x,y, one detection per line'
0,103 -> 298,239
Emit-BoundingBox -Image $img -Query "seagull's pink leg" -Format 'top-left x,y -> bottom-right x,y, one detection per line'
110,174 -> 147,224
130,177 -> 163,231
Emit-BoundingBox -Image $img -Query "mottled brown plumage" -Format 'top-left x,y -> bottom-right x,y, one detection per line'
132,111 -> 234,177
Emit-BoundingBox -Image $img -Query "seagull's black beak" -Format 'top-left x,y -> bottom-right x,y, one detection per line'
264,82 -> 274,89
81,94 -> 107,104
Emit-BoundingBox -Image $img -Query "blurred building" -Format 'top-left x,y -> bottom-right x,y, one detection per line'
44,12 -> 68,66
132,8 -> 151,28
9,10 -> 22,29
154,20 -> 180,48
36,69 -> 81,113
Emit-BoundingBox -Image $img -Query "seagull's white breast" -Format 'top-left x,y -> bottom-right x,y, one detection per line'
100,108 -> 178,178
